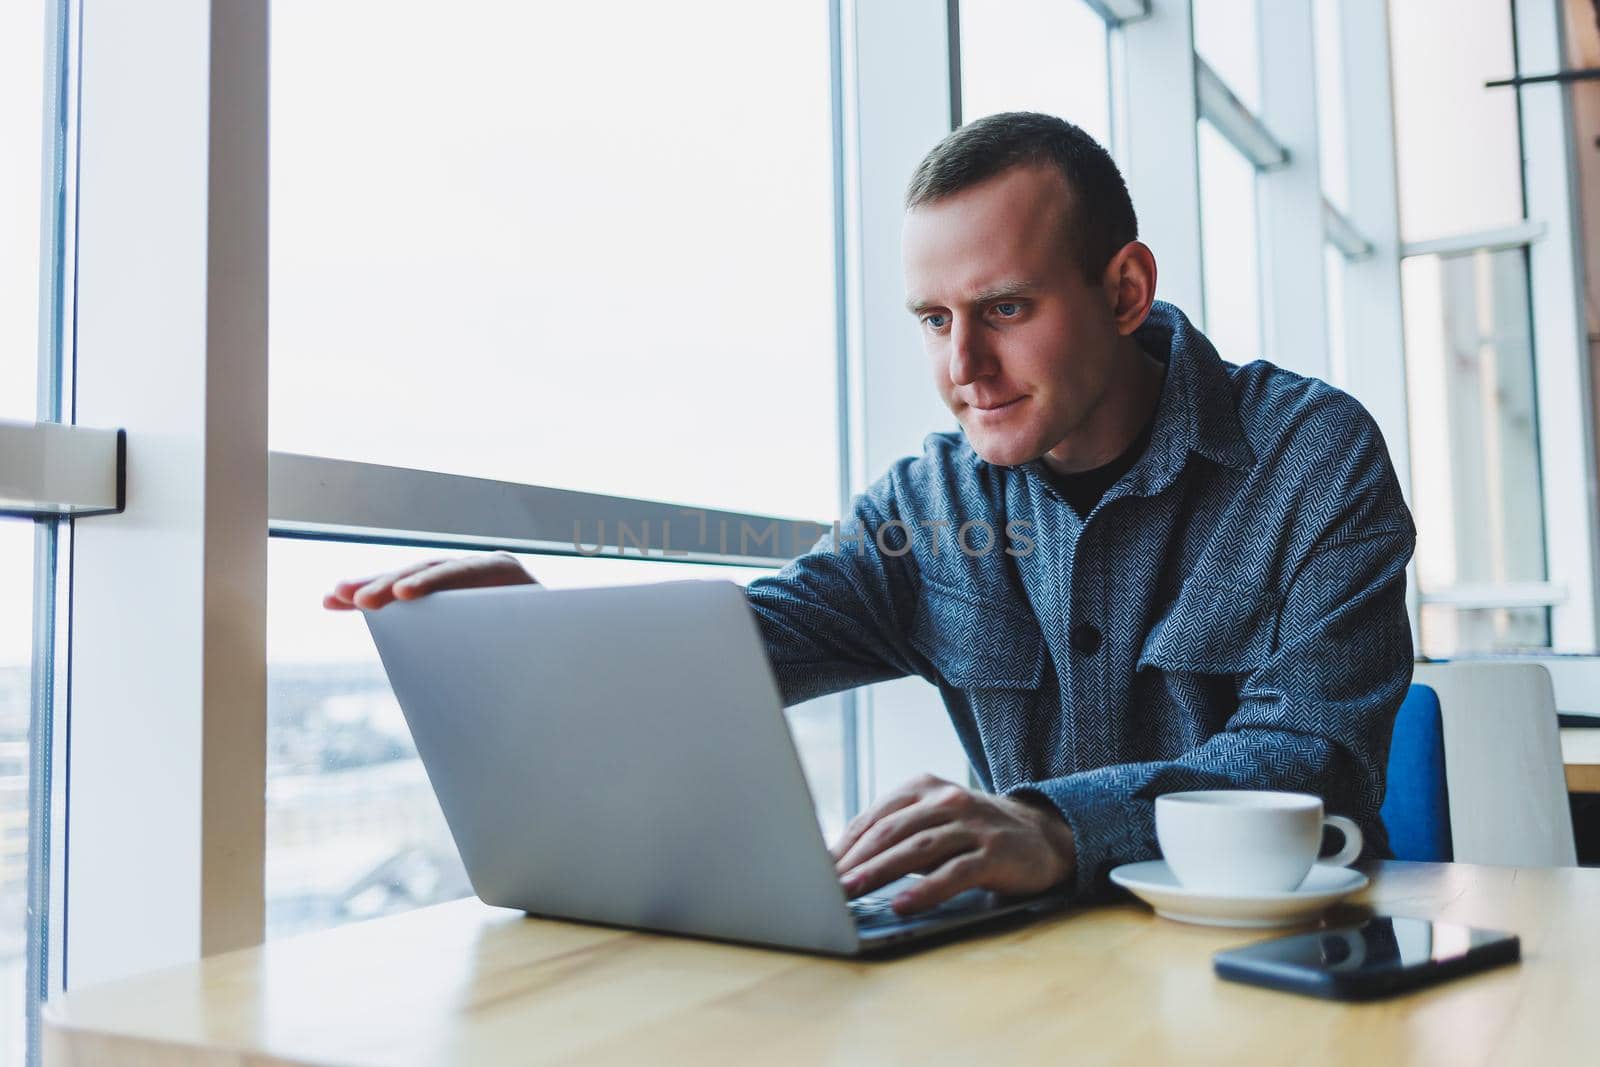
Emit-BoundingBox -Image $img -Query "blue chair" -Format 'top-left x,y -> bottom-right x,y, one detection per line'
1380,683 -> 1453,862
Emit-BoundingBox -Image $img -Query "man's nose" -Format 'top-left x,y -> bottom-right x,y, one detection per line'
947,317 -> 991,387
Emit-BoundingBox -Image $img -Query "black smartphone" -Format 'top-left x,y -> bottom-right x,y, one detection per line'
1213,916 -> 1520,1001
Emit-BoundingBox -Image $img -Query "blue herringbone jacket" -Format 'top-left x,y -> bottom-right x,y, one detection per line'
746,300 -> 1416,898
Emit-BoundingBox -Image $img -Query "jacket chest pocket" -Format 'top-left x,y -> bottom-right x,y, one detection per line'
909,580 -> 1045,690
1137,581 -> 1278,676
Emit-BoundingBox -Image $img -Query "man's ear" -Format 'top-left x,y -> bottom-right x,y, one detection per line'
1101,241 -> 1158,336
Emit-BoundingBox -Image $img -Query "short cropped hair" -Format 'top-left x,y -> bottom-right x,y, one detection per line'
904,111 -> 1138,282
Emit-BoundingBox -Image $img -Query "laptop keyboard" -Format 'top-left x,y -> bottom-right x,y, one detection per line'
847,895 -> 906,927
848,883 -> 1001,929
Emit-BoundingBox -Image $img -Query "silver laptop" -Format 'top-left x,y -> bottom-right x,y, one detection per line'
363,580 -> 1066,955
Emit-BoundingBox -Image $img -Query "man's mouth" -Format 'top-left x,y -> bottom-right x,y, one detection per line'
968,396 -> 1025,415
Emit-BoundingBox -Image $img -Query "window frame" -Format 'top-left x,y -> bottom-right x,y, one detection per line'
839,0 -> 973,799
9,2 -> 79,1063
49,0 -> 868,993
1510,0 -> 1597,652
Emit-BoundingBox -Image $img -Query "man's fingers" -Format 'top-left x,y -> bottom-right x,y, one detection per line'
829,773 -> 954,861
389,558 -> 480,600
890,853 -> 985,914
393,554 -> 534,600
834,795 -> 961,874
839,825 -> 976,903
331,560 -> 441,610
325,571 -> 385,609
351,560 -> 446,610
829,791 -> 918,862
327,554 -> 537,613
338,559 -> 437,598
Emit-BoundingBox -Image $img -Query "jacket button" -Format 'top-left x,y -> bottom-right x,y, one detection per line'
1071,623 -> 1102,655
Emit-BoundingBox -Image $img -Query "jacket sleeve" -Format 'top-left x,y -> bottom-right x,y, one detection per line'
1010,432 -> 1417,899
744,464 -> 925,707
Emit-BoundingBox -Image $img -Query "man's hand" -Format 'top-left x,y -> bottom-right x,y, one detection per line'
322,551 -> 537,611
831,773 -> 1076,915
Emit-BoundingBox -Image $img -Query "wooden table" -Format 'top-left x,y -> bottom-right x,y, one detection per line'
43,861 -> 1600,1066
1564,727 -> 1600,792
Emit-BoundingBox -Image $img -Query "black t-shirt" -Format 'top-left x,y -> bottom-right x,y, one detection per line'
1041,416 -> 1157,519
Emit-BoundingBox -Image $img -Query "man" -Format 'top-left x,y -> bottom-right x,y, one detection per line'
327,112 -> 1415,918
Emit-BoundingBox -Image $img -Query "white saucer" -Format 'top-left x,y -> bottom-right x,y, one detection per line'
1108,860 -> 1370,928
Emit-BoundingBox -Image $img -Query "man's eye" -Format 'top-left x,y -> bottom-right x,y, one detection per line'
993,302 -> 1021,317
923,313 -> 948,330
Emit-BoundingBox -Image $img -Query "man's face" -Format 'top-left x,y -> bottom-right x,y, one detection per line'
902,164 -> 1124,468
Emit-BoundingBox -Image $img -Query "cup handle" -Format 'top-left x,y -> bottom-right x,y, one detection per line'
1320,815 -> 1364,867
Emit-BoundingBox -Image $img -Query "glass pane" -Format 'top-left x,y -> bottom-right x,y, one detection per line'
1389,0 -> 1523,242
1419,606 -> 1550,659
0,3 -> 44,422
959,0 -> 1110,147
269,1 -> 839,522
1193,0 -> 1260,113
1197,120 -> 1261,363
1564,0 -> 1600,416
0,522 -> 34,1067
267,537 -> 845,938
1402,248 -> 1549,656
1312,0 -> 1348,212
1323,243 -> 1346,387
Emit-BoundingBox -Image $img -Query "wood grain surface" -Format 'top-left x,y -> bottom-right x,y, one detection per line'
43,861 -> 1600,1066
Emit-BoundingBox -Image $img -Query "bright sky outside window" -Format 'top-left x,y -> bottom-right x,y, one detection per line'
1402,248 -> 1550,656
0,521 -> 32,1067
268,0 -> 839,524
1323,243 -> 1347,387
1197,120 -> 1262,365
266,538 -> 845,940
267,1 -> 850,943
1,3 -> 44,422
959,0 -> 1111,147
1389,0 -> 1524,243
1313,0 -> 1349,212
1193,0 -> 1261,113
0,4 -> 46,1062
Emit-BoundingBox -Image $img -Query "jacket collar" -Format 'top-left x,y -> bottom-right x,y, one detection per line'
1124,300 -> 1256,497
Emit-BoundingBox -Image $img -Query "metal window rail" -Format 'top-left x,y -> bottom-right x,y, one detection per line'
1486,67 -> 1600,89
1400,220 -> 1548,259
1418,582 -> 1568,611
269,452 -> 828,567
0,424 -> 829,564
1195,56 -> 1289,170
1084,0 -> 1151,27
1324,198 -> 1375,261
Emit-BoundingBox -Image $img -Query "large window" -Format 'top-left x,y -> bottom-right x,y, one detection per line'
269,0 -> 840,522
1403,248 -> 1549,654
1313,0 -> 1352,390
1390,0 -> 1561,655
1,3 -> 43,423
2,4 -> 55,1065
1197,120 -> 1262,364
266,540 -> 845,938
1193,0 -> 1260,113
959,0 -> 1110,145
1389,0 -> 1524,245
1564,0 -> 1600,598
265,0 -> 847,939
0,524 -> 31,1067
1312,0 -> 1348,213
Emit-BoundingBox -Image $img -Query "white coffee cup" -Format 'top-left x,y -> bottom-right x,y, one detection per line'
1154,790 -> 1363,894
